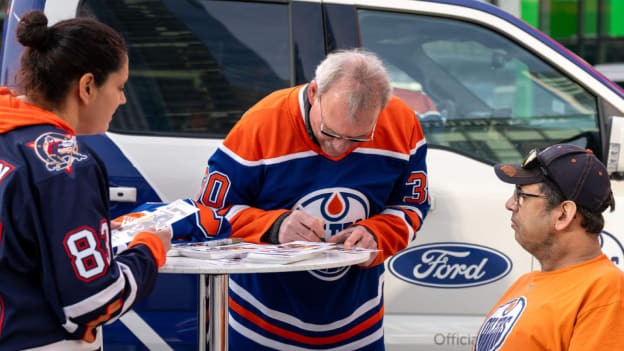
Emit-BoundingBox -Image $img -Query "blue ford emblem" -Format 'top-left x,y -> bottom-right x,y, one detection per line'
388,242 -> 512,288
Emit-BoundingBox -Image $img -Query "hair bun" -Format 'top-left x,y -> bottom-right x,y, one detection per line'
17,10 -> 51,49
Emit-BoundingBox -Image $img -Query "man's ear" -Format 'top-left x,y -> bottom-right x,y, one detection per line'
308,80 -> 317,103
554,200 -> 577,231
78,73 -> 95,104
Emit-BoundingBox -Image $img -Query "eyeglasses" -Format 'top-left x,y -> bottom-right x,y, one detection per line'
514,184 -> 549,207
318,96 -> 376,143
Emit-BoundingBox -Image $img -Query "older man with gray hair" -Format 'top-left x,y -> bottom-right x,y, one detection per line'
194,49 -> 430,350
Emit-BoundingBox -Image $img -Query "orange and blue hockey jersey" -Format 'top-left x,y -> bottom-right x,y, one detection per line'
0,89 -> 167,350
195,84 -> 430,350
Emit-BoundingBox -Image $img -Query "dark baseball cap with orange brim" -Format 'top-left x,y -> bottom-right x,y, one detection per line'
494,144 -> 613,213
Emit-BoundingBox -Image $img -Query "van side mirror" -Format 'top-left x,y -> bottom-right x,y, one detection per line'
607,115 -> 624,175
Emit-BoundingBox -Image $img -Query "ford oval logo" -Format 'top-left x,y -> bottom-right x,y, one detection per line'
388,242 -> 512,288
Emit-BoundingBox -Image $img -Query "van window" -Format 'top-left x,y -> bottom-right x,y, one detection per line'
359,10 -> 599,164
80,0 -> 291,137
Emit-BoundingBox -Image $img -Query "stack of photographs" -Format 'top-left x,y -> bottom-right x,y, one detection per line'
172,240 -> 379,265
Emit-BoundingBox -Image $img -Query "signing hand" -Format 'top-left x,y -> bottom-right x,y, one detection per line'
142,225 -> 172,253
278,210 -> 325,243
110,220 -> 122,230
152,227 -> 172,253
326,226 -> 378,266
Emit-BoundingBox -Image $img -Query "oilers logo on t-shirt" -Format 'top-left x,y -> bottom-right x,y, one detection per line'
474,296 -> 527,351
292,187 -> 369,281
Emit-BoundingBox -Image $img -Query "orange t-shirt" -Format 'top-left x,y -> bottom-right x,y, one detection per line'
473,254 -> 624,351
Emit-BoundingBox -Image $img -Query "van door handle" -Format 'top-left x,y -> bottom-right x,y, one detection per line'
110,187 -> 137,202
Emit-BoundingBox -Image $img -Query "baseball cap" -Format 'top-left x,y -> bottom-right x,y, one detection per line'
494,144 -> 612,212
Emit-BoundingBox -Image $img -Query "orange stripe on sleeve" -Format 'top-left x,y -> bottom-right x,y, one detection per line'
82,298 -> 123,342
194,203 -> 224,235
356,210 -> 420,267
400,207 -> 423,232
229,297 -> 383,345
226,207 -> 291,243
128,232 -> 167,267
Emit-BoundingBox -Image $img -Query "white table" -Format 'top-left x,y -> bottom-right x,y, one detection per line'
159,250 -> 370,351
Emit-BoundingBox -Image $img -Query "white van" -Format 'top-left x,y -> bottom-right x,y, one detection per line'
2,0 -> 624,349
595,63 -> 624,89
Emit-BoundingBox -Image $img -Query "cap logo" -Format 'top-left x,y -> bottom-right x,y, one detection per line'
521,149 -> 537,168
500,165 -> 517,177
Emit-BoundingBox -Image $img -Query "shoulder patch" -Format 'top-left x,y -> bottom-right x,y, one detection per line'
0,159 -> 15,186
27,132 -> 88,174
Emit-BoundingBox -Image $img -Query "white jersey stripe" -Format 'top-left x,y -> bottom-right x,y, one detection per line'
352,147 -> 409,161
116,262 -> 138,318
411,138 -> 427,155
221,142 -> 425,166
299,84 -> 307,124
230,313 -> 384,351
229,274 -> 384,332
391,204 -> 424,220
23,327 -> 103,350
63,267 -> 127,318
62,318 -> 78,334
381,208 -> 416,242
224,204 -> 250,221
219,144 -> 317,167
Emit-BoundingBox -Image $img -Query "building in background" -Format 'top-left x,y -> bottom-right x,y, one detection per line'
495,0 -> 624,66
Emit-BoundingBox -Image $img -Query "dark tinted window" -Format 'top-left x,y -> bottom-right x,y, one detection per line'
81,0 -> 291,136
359,10 -> 599,164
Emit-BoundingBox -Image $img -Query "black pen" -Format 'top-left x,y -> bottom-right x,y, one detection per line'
302,223 -> 325,242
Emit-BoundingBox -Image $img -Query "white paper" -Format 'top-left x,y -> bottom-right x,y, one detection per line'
112,199 -> 198,254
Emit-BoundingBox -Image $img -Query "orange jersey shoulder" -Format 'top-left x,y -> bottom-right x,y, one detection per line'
222,85 -> 310,162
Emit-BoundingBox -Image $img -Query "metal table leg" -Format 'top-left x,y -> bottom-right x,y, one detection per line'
198,274 -> 207,351
208,274 -> 229,351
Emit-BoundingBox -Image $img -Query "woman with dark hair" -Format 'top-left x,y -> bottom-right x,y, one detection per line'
0,10 -> 171,350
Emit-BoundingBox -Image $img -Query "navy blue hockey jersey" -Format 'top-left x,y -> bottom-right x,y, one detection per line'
0,90 -> 165,350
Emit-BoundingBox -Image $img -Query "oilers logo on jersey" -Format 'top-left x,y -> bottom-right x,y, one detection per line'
28,132 -> 87,173
474,296 -> 527,351
293,187 -> 369,238
292,187 -> 369,281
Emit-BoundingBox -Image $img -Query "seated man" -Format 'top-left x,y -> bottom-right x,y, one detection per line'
473,144 -> 624,350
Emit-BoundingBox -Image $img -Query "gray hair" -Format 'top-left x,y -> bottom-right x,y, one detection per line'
314,49 -> 392,119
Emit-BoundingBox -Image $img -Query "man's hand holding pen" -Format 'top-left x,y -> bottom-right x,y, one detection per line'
278,210 -> 378,266
327,226 -> 378,267
278,210 -> 326,243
